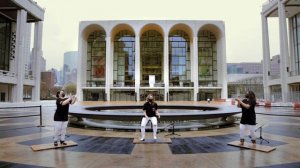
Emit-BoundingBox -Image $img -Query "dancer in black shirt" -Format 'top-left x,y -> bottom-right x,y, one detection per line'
140,94 -> 160,141
235,91 -> 257,145
53,90 -> 76,146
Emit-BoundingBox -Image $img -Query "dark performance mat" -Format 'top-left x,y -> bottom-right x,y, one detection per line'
256,162 -> 300,168
0,126 -> 48,139
19,134 -> 135,154
169,133 -> 287,154
0,161 -> 52,168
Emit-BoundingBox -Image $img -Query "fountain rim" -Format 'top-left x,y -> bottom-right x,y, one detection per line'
69,104 -> 241,121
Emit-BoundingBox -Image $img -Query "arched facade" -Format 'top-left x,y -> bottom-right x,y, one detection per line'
77,20 -> 227,101
197,24 -> 224,101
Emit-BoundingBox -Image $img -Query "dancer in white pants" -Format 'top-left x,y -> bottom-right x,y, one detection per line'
140,94 -> 160,141
54,121 -> 68,143
53,90 -> 76,146
235,91 -> 257,145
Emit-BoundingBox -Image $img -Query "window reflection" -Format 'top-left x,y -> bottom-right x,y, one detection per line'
113,30 -> 135,87
198,30 -> 217,87
86,30 -> 106,87
169,30 -> 191,87
0,16 -> 11,71
293,14 -> 300,75
140,30 -> 163,86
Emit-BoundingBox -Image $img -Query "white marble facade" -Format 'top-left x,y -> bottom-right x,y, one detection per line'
262,0 -> 300,102
77,20 -> 227,101
0,0 -> 44,102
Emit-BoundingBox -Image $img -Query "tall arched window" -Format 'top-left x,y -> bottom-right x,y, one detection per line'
113,30 -> 135,87
292,14 -> 300,76
198,30 -> 217,87
0,16 -> 11,71
140,30 -> 163,86
169,30 -> 190,86
86,30 -> 106,87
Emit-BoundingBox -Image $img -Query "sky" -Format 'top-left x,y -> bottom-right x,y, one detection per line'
34,0 -> 280,70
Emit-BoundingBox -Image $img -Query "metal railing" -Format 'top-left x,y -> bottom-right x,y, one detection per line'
0,105 -> 43,127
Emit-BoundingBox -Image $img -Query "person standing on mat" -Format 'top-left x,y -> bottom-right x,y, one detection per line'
53,90 -> 76,146
140,94 -> 160,141
235,91 -> 257,145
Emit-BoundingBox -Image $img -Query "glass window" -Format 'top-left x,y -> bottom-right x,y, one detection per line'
198,30 -> 217,87
86,30 -> 106,87
140,30 -> 164,86
293,14 -> 300,75
0,16 -> 11,71
169,30 -> 191,86
113,30 -> 135,87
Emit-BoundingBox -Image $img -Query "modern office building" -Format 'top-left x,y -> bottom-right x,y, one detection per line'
227,62 -> 263,99
77,20 -> 227,101
262,0 -> 300,102
0,0 -> 44,102
63,51 -> 78,85
40,70 -> 56,99
227,63 -> 262,74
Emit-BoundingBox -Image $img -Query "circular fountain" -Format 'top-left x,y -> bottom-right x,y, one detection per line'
69,103 -> 241,131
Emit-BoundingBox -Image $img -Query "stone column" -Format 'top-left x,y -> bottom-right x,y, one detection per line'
105,36 -> 111,101
219,33 -> 227,99
261,14 -> 271,101
193,36 -> 198,101
278,1 -> 289,102
32,21 -> 43,101
164,35 -> 169,101
135,35 -> 140,101
14,9 -> 27,102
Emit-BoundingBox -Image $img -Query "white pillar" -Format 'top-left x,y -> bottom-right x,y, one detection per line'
77,31 -> 85,101
105,36 -> 111,101
261,14 -> 271,101
193,36 -> 198,101
164,35 -> 169,101
135,35 -> 140,101
32,21 -> 43,101
288,18 -> 295,74
278,1 -> 289,102
14,10 -> 27,102
219,33 -> 227,99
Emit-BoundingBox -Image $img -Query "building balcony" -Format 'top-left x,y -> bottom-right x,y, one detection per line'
198,81 -> 222,88
289,70 -> 300,77
24,74 -> 34,80
0,70 -> 17,84
269,74 -> 280,80
0,70 -> 16,78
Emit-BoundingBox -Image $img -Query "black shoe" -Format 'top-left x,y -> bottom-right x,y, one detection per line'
60,141 -> 67,145
54,141 -> 58,147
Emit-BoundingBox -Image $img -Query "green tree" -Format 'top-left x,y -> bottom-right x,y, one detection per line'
64,83 -> 77,95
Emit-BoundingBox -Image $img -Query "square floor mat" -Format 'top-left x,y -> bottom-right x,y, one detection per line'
19,134 -> 135,154
169,133 -> 287,154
